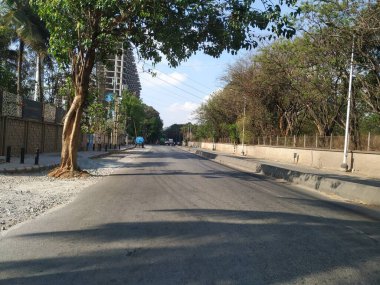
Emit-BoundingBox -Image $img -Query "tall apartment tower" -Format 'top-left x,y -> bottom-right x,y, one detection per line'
100,45 -> 141,98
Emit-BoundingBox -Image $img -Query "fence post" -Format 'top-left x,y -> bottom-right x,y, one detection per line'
315,133 -> 318,148
20,148 -> 25,164
258,137 -> 260,145
367,132 -> 371,151
34,148 -> 39,165
276,136 -> 279,146
269,136 -> 272,146
330,134 -> 333,149
285,136 -> 287,147
6,146 -> 11,163
303,135 -> 306,148
293,135 -> 296,147
263,137 -> 266,145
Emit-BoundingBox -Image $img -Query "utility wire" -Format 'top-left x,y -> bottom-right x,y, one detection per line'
138,67 -> 205,101
138,69 -> 195,102
142,62 -> 214,95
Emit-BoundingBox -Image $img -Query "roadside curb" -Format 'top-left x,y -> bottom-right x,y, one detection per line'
181,147 -> 380,208
89,146 -> 136,159
0,163 -> 59,174
0,146 -> 135,174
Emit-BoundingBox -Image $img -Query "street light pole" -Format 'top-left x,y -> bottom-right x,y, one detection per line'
241,95 -> 246,156
341,35 -> 355,170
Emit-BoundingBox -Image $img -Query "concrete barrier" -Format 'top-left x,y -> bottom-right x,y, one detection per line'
191,142 -> 380,179
193,149 -> 380,206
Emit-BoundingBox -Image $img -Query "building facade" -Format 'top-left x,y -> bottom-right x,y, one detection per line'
100,45 -> 141,98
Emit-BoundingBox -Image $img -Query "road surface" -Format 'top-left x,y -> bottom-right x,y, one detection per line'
0,145 -> 379,284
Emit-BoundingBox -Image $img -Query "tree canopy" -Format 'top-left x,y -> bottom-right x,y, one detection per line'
34,0 -> 298,67
29,0 -> 299,176
194,0 -> 380,150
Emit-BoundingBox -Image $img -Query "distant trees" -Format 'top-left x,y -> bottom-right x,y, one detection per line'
0,22 -> 17,93
30,0 -> 298,176
195,0 -> 380,145
81,89 -> 163,145
163,124 -> 184,143
120,91 -> 163,144
142,105 -> 163,144
2,0 -> 49,100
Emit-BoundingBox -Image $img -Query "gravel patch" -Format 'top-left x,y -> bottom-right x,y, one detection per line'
0,154 -> 125,233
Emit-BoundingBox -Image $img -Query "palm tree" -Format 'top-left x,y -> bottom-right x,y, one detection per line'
0,20 -> 17,93
3,0 -> 49,100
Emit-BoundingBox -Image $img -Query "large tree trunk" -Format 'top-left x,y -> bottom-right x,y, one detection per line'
49,49 -> 95,178
17,39 -> 24,97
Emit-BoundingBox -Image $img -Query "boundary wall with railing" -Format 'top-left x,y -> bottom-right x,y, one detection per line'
214,134 -> 380,152
189,141 -> 380,179
0,91 -> 65,156
0,91 -> 125,156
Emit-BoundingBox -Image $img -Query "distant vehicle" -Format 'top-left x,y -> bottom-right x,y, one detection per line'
135,136 -> 145,148
165,138 -> 174,146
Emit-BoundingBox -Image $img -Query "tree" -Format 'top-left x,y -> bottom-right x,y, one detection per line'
141,105 -> 163,144
120,91 -> 145,140
0,21 -> 17,93
300,0 -> 380,145
33,0 -> 298,177
354,4 -> 380,115
2,0 -> 49,99
163,124 -> 183,143
265,35 -> 349,137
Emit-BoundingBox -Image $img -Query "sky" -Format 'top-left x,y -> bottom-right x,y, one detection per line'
138,51 -> 247,128
136,3 -> 298,129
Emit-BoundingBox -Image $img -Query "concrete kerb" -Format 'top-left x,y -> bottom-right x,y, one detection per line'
88,145 -> 136,159
186,148 -> 380,207
0,163 -> 60,174
0,145 -> 136,174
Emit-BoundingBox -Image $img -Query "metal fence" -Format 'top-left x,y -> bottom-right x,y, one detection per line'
0,90 -> 66,156
208,133 -> 380,152
0,91 -> 65,123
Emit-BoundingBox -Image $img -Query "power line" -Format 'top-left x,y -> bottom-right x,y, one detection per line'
156,70 -> 208,95
142,62 -> 215,95
138,69 -> 194,102
138,67 -> 205,101
153,76 -> 204,100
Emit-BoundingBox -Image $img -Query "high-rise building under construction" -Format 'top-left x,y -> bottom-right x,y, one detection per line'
98,45 -> 141,98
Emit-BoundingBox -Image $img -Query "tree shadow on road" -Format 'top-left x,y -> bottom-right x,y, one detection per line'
1,209 -> 379,285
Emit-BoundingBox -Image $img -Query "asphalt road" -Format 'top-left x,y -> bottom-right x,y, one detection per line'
0,145 -> 379,285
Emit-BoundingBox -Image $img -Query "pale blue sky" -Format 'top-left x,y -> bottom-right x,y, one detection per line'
138,2 -> 299,128
138,51 -> 244,128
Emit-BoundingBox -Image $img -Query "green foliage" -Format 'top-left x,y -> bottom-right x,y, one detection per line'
227,123 -> 239,144
33,0 -> 298,67
194,1 -> 380,143
57,76 -> 74,105
81,97 -> 107,134
120,90 -> 145,137
142,105 -> 163,143
3,0 -> 49,54
0,64 -> 16,92
163,124 -> 183,143
0,8 -> 16,92
360,113 -> 380,135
